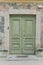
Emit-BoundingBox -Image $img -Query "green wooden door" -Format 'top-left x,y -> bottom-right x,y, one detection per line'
9,15 -> 36,55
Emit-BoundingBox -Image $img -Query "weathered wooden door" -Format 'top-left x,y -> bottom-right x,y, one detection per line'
9,15 -> 36,55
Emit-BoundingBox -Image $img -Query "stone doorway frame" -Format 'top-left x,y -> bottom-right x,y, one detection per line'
4,9 -> 41,58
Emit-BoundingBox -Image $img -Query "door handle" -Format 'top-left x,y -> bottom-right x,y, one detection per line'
7,27 -> 9,29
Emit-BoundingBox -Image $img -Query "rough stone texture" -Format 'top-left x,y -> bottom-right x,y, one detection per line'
0,3 -> 42,10
0,2 -> 43,48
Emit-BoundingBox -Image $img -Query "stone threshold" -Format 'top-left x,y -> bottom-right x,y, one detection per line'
6,55 -> 38,61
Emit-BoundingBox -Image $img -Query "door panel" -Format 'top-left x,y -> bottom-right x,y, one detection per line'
25,20 -> 32,35
9,15 -> 36,55
9,17 -> 21,54
22,16 -> 36,54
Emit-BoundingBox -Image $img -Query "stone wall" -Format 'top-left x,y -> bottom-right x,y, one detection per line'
0,2 -> 43,49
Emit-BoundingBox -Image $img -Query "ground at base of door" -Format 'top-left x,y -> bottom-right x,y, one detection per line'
6,55 -> 39,61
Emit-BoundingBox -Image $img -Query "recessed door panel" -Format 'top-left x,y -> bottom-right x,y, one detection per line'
25,20 -> 32,35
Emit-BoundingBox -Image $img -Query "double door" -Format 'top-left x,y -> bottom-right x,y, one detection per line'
9,15 -> 36,55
